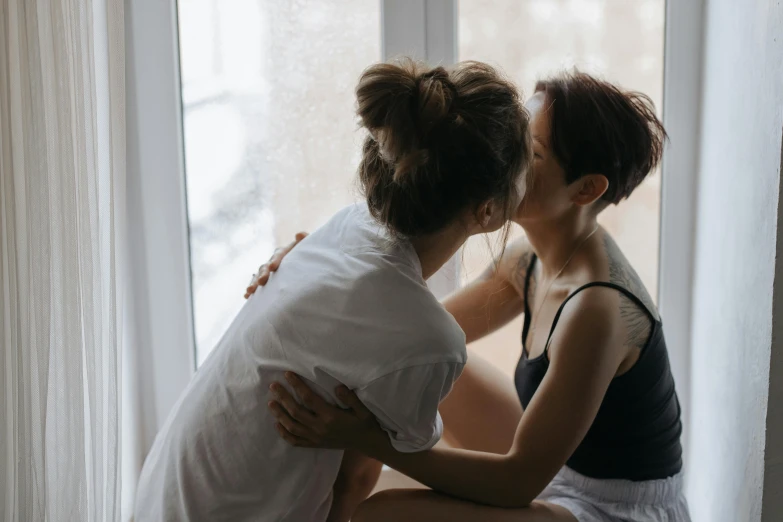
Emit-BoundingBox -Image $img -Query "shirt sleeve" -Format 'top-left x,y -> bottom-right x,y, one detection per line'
354,361 -> 465,453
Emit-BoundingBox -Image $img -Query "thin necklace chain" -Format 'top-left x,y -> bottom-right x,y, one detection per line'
528,224 -> 600,348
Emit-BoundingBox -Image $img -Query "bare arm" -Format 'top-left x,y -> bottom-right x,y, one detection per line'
327,451 -> 382,522
442,238 -> 532,344
269,288 -> 627,508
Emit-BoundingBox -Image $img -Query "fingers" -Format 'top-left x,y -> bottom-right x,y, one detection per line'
252,264 -> 271,286
268,401 -> 318,441
245,272 -> 259,299
256,265 -> 271,284
243,264 -> 271,299
270,382 -> 318,425
273,232 -> 308,266
244,282 -> 259,299
245,232 -> 308,299
269,232 -> 307,270
336,385 -> 372,420
268,248 -> 285,271
275,422 -> 315,448
284,372 -> 329,414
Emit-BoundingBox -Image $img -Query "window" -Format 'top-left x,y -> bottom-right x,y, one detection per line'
179,0 -> 665,368
129,0 -> 697,462
457,0 -> 666,376
177,0 -> 381,363
135,0 -> 671,388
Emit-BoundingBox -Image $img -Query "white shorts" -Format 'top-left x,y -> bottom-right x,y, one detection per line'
538,466 -> 691,522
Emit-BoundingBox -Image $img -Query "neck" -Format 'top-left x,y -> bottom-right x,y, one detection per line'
520,209 -> 598,277
410,223 -> 469,280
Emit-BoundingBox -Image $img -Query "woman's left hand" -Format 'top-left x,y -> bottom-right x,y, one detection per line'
268,373 -> 383,451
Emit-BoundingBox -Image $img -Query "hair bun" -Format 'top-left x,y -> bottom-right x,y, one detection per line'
356,60 -> 458,185
356,59 -> 531,239
415,67 -> 457,137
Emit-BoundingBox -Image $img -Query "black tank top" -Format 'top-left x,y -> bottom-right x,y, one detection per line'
514,255 -> 683,481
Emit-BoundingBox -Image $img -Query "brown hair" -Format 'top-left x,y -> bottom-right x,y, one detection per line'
356,59 -> 531,238
534,71 -> 667,205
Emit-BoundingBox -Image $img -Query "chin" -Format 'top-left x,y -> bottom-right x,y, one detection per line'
512,212 -> 550,231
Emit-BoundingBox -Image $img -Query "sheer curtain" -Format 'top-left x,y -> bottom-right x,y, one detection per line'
0,0 -> 125,520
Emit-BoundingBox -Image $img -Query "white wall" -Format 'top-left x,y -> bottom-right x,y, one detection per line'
687,1 -> 783,521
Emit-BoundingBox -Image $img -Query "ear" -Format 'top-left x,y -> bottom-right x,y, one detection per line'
474,199 -> 499,230
571,174 -> 609,206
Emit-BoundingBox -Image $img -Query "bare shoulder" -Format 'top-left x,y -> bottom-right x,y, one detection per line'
495,236 -> 536,297
600,232 -> 659,351
547,285 -> 628,374
542,290 -> 628,422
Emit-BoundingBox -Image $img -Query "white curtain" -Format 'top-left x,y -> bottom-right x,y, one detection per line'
0,0 -> 125,520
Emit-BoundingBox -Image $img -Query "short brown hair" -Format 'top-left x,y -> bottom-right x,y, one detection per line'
356,59 -> 531,237
535,72 -> 666,205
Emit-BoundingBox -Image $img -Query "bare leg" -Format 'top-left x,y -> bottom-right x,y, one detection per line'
326,450 -> 382,522
440,353 -> 523,454
372,354 -> 524,494
353,489 -> 577,522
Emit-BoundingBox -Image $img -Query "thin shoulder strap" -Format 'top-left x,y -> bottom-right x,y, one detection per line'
523,254 -> 538,313
544,281 -> 656,350
521,254 -> 538,353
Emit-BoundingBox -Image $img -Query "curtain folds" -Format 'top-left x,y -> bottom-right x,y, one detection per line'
0,0 -> 125,520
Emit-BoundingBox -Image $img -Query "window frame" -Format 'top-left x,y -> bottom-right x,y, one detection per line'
382,0 -> 460,298
126,0 -> 195,448
126,0 -> 699,457
657,0 -> 705,458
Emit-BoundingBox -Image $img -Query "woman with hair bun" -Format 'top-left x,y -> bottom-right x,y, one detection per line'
134,58 -> 532,522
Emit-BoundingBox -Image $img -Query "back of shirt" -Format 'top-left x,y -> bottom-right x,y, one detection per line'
135,204 -> 467,522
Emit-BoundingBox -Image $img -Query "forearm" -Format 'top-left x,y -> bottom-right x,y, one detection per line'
444,278 -> 522,344
362,431 -> 534,508
326,451 -> 382,522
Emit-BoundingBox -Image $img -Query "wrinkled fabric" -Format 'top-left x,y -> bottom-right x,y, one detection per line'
135,204 -> 466,521
539,466 -> 691,522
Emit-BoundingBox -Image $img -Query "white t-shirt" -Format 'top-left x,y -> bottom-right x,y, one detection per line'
134,204 -> 467,522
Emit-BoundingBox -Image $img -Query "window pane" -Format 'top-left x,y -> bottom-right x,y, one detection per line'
178,0 -> 381,364
458,0 -> 665,375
